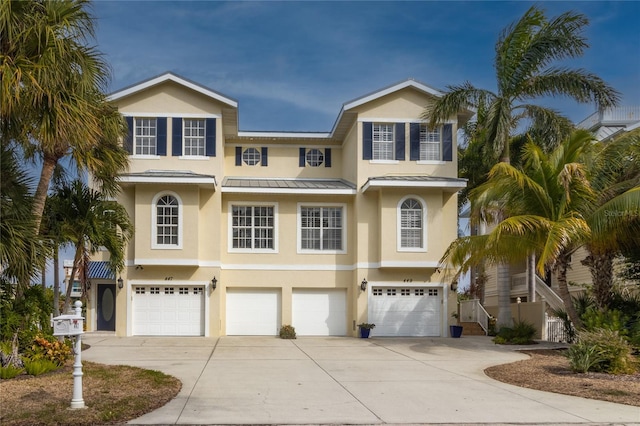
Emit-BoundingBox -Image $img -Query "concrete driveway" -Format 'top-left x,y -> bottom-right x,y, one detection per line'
82,335 -> 640,425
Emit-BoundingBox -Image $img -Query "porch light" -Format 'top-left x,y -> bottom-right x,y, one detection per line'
360,278 -> 367,291
117,277 -> 124,289
211,276 -> 217,293
450,281 -> 458,292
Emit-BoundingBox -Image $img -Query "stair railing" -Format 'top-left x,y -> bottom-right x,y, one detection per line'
459,299 -> 490,334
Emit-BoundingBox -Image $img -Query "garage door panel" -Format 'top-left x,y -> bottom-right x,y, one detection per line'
133,286 -> 204,336
226,289 -> 281,335
369,287 -> 441,337
293,289 -> 347,336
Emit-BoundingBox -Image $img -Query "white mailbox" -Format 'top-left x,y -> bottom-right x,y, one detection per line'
52,314 -> 84,336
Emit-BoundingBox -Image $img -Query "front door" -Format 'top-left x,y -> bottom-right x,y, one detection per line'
97,284 -> 116,331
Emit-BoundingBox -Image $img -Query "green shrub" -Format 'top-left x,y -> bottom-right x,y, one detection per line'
0,365 -> 24,379
570,329 -> 638,374
566,343 -> 604,373
582,308 -> 627,333
279,325 -> 296,339
493,321 -> 536,345
23,357 -> 60,376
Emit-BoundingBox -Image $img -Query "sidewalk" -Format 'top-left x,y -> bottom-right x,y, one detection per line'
82,335 -> 640,425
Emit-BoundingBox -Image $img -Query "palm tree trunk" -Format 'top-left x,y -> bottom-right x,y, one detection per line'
496,263 -> 513,327
32,155 -> 59,233
582,249 -> 614,309
53,248 -> 60,316
556,254 -> 583,329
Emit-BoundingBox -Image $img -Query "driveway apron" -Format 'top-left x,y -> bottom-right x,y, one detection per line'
82,335 -> 640,425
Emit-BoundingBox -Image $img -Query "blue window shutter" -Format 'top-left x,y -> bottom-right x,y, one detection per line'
261,147 -> 268,166
205,118 -> 216,156
325,148 -> 332,167
235,147 -> 242,166
124,117 -> 133,154
363,122 -> 372,160
395,122 -> 405,161
299,148 -> 306,167
443,124 -> 453,161
157,117 -> 167,156
172,118 -> 182,156
410,123 -> 420,161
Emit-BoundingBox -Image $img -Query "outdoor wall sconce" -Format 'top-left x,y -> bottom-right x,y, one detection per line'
211,276 -> 217,293
117,277 -> 124,289
360,278 -> 367,291
450,281 -> 458,292
135,265 -> 144,270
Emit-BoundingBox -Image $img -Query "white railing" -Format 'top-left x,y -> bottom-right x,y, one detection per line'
534,275 -> 564,312
577,106 -> 640,129
459,299 -> 490,334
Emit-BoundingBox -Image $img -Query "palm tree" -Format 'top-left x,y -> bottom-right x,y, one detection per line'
426,5 -> 620,327
443,131 -> 602,327
0,0 -> 129,233
47,180 -> 133,313
582,129 -> 640,308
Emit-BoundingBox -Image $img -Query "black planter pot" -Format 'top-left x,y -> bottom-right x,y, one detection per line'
359,328 -> 371,338
450,325 -> 463,338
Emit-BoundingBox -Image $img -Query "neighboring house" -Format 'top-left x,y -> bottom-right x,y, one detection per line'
85,73 -> 472,337
63,259 -> 115,299
482,106 -> 640,312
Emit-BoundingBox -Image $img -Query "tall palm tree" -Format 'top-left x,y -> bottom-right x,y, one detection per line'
426,5 -> 620,327
47,180 -> 133,313
0,0 -> 129,233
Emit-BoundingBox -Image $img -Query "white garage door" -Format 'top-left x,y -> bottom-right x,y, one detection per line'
368,287 -> 441,336
292,289 -> 347,336
133,285 -> 204,336
226,289 -> 281,335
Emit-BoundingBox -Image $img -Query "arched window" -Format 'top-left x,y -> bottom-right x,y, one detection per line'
399,197 -> 425,250
153,193 -> 181,248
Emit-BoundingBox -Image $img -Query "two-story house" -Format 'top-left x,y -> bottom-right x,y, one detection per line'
85,73 -> 471,337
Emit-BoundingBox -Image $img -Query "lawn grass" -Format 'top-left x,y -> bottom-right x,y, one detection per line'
0,361 -> 181,425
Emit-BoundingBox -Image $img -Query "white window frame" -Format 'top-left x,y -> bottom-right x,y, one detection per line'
305,148 -> 324,167
151,191 -> 183,249
297,203 -> 347,254
242,147 -> 261,166
134,117 -> 158,157
372,123 -> 395,161
397,195 -> 427,252
227,202 -> 279,253
182,118 -> 206,157
419,124 -> 442,162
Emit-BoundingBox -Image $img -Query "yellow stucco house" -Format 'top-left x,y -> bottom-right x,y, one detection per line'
86,73 -> 472,337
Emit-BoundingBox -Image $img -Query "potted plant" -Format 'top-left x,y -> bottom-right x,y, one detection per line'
358,323 -> 375,338
450,312 -> 463,338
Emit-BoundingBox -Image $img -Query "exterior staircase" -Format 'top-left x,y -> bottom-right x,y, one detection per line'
459,321 -> 486,336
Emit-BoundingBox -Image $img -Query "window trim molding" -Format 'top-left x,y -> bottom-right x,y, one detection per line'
297,202 -> 347,255
227,202 -> 279,253
151,191 -> 183,250
397,195 -> 427,252
181,118 -> 207,157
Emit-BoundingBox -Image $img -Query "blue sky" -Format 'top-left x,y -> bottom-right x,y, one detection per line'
93,1 -> 640,131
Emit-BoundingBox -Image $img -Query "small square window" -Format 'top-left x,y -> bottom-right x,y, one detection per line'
179,287 -> 189,295
415,288 -> 425,296
386,288 -> 397,296
428,289 -> 438,296
401,288 -> 411,296
150,287 -> 160,294
305,149 -> 324,167
373,288 -> 383,296
242,148 -> 261,165
165,287 -> 174,295
194,287 -> 203,295
135,287 -> 145,294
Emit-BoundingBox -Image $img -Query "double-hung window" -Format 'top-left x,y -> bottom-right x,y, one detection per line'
420,124 -> 441,161
398,197 -> 425,250
183,119 -> 206,156
299,205 -> 344,252
372,123 -> 394,160
231,205 -> 276,251
135,118 -> 157,155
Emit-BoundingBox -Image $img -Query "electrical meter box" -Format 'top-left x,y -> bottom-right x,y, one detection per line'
52,314 -> 84,336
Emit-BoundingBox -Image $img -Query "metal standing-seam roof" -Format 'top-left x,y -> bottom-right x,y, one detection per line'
361,175 -> 467,192
221,178 -> 356,195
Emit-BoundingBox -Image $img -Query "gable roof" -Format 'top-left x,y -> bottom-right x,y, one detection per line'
107,72 -> 238,108
342,79 -> 443,111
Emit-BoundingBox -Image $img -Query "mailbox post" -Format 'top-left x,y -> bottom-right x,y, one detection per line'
52,300 -> 85,409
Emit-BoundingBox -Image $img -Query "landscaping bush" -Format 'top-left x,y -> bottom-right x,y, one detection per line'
567,328 -> 638,374
493,321 -> 536,345
279,325 -> 296,339
0,364 -> 24,379
582,308 -> 627,333
27,334 -> 72,366
23,357 -> 60,376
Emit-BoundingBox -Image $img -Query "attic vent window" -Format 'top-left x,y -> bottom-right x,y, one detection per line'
306,149 -> 324,167
243,148 -> 261,165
